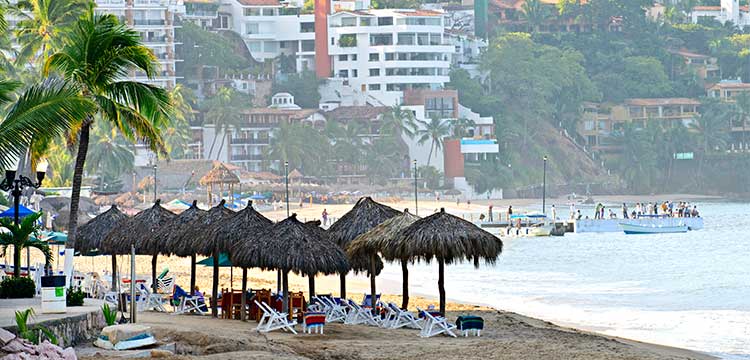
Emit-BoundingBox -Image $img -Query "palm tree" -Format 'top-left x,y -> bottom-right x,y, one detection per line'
450,117 -> 476,138
163,85 -> 194,159
520,0 -> 549,32
416,116 -> 451,167
268,120 -> 305,170
43,141 -> 74,187
203,87 -> 243,159
43,10 -> 171,256
86,121 -> 135,191
0,212 -> 51,278
380,105 -> 417,139
732,92 -> 750,150
13,0 -> 88,64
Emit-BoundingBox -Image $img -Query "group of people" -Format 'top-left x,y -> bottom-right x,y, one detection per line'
620,201 -> 699,219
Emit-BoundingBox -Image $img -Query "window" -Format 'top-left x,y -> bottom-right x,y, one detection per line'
368,84 -> 381,90
339,54 -> 348,61
351,54 -> 357,61
429,33 -> 441,45
263,41 -> 278,52
597,121 -> 607,130
386,83 -> 405,91
243,8 -> 261,16
341,17 -> 357,27
352,69 -> 358,77
370,34 -> 392,46
248,41 -> 261,52
339,34 -> 357,47
338,70 -> 349,78
369,68 -> 380,76
385,53 -> 395,60
360,17 -> 373,26
369,53 -> 379,61
417,33 -> 429,45
584,121 -> 594,131
301,40 -> 315,52
396,17 -> 441,26
245,23 -> 259,34
378,17 -> 393,26
300,22 -> 314,33
397,33 -> 415,45
261,8 -> 275,16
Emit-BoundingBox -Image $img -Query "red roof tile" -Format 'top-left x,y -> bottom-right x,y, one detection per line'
325,106 -> 390,121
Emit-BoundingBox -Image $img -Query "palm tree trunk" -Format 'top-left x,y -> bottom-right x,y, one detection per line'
438,257 -> 445,316
151,254 -> 158,292
207,127 -> 219,159
369,254 -> 377,312
426,142 -> 434,167
216,131 -> 227,161
282,269 -> 289,318
66,120 -> 92,250
400,259 -> 409,309
308,274 -> 315,303
14,246 -> 21,278
111,255 -> 118,292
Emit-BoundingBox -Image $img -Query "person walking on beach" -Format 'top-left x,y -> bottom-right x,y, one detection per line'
622,203 -> 628,219
569,203 -> 576,220
322,209 -> 329,226
594,203 -> 602,219
551,205 -> 556,221
507,205 -> 513,221
488,204 -> 494,222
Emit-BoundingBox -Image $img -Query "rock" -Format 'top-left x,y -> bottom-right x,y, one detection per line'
0,328 -> 15,346
149,349 -> 174,358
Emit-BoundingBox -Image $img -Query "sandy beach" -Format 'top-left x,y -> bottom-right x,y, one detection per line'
23,194 -> 724,359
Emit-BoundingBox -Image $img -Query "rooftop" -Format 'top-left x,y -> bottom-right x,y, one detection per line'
668,48 -> 710,59
625,98 -> 701,106
325,106 -> 391,121
711,81 -> 750,89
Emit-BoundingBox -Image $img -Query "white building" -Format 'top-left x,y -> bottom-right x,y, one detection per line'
222,0 -> 316,72
692,0 -> 750,26
326,9 -> 454,106
96,0 -> 185,89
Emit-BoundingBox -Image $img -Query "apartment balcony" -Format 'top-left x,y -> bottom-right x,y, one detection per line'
133,19 -> 167,27
230,138 -> 270,145
460,138 -> 499,154
231,154 -> 264,161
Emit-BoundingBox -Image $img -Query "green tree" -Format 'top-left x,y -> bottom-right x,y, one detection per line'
203,87 -> 245,159
271,70 -> 321,108
42,140 -> 74,187
619,56 -> 673,98
0,212 -> 51,278
43,10 -> 171,253
86,121 -> 134,191
521,0 -> 551,32
164,85 -> 196,159
450,118 -> 476,138
614,122 -> 658,192
416,116 -> 451,167
12,0 -> 87,64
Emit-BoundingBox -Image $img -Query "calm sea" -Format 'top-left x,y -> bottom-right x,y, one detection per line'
377,202 -> 750,359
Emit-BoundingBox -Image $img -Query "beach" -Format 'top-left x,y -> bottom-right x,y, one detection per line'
47,195 -> 730,359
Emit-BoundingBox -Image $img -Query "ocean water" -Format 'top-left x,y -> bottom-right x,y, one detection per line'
377,202 -> 750,359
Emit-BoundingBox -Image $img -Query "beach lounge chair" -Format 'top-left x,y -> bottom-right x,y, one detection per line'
344,299 -> 380,326
302,311 -> 326,334
140,283 -> 167,312
417,307 -> 457,338
456,315 -> 484,337
383,303 -> 422,330
313,295 -> 346,323
255,300 -> 297,334
361,293 -> 381,308
172,285 -> 207,315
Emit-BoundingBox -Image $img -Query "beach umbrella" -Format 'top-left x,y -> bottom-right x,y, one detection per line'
0,204 -> 36,219
197,253 -> 232,267
207,201 -> 272,319
327,197 -> 400,297
76,205 -> 129,292
149,200 -> 206,293
101,199 -> 176,292
387,208 -> 503,315
231,213 -> 349,313
347,209 -> 419,309
187,200 -> 236,317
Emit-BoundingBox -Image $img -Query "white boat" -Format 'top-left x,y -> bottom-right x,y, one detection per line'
620,223 -> 688,235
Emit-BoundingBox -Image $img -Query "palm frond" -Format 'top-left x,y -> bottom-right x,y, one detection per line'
0,79 -> 20,106
0,78 -> 94,169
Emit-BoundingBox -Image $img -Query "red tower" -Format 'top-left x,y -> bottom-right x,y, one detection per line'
314,0 -> 331,79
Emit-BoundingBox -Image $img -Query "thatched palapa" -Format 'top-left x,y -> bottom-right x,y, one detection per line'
231,214 -> 349,311
149,200 -> 207,293
208,200 -> 271,254
327,197 -> 400,297
390,208 -> 503,315
347,209 -> 419,309
75,205 -> 129,292
186,200 -> 236,317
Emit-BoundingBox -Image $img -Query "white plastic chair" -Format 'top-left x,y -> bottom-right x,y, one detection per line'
254,300 -> 297,334
417,307 -> 457,338
344,299 -> 380,326
314,296 -> 347,323
383,303 -> 422,330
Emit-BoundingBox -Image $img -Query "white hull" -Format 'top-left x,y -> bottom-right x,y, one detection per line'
620,223 -> 689,234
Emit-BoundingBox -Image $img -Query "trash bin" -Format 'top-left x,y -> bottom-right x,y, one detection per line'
40,275 -> 67,314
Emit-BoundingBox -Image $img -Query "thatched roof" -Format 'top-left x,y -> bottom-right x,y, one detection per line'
327,197 -> 400,248
189,200 -> 237,256
101,200 -> 176,255
75,205 -> 129,254
347,209 -> 420,261
386,208 -> 503,265
208,201 -> 272,254
288,169 -> 303,179
148,200 -> 207,257
199,163 -> 240,185
308,219 -> 383,276
230,214 -> 349,276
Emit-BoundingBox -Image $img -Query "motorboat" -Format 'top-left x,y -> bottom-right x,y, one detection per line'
620,223 -> 689,235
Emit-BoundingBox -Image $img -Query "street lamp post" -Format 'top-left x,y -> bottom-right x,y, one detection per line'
0,166 -> 46,277
280,160 -> 289,293
152,163 -> 157,203
413,160 -> 418,216
542,156 -> 548,215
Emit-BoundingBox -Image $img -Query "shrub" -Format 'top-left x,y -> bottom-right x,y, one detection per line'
15,308 -> 58,345
66,287 -> 85,306
102,303 -> 117,326
0,277 -> 36,298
